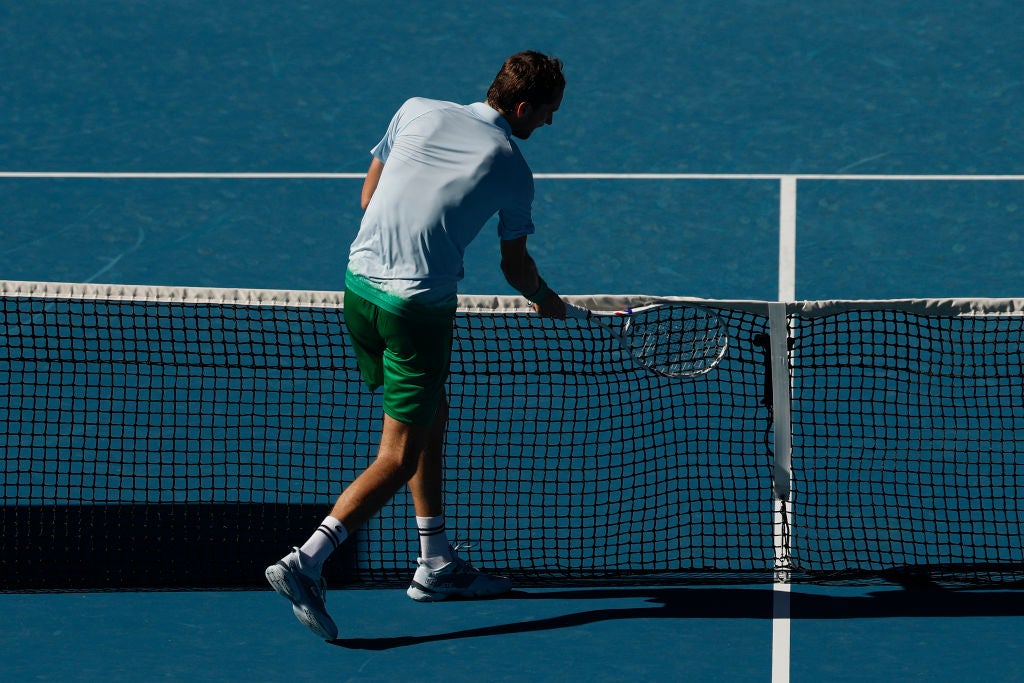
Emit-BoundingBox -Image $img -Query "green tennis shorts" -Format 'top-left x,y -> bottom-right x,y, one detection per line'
343,288 -> 453,426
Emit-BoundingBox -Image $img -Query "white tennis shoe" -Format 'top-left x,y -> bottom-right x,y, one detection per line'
265,548 -> 338,640
406,554 -> 512,602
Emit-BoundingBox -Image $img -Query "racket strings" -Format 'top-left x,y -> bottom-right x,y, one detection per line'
626,307 -> 727,377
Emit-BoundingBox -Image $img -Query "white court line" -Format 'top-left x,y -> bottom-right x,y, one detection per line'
777,177 -> 797,302
772,582 -> 792,683
0,172 -> 365,179
536,173 -> 1024,181
3,171 -> 1024,180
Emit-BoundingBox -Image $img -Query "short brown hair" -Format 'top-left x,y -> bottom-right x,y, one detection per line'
486,51 -> 565,112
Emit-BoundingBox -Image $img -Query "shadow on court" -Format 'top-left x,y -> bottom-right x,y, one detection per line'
331,586 -> 1024,650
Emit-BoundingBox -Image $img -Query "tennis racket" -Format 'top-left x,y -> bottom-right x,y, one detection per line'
564,302 -> 728,378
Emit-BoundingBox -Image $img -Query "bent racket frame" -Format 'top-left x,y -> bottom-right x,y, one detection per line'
564,301 -> 728,378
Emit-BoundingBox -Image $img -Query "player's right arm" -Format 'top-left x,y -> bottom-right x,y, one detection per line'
500,236 -> 565,318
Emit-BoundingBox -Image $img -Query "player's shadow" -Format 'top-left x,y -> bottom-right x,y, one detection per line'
330,585 -> 1024,650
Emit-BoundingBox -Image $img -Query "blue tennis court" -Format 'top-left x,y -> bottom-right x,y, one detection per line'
3,2 -> 1024,682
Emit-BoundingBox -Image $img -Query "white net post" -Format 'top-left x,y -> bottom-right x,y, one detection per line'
769,302 -> 794,683
768,302 -> 793,583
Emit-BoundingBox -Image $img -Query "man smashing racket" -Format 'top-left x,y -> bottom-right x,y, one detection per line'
265,51 -> 567,640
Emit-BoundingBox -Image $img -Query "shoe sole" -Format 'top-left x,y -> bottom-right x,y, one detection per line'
406,579 -> 512,602
265,564 -> 338,640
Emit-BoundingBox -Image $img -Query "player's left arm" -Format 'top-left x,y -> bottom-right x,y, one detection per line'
500,236 -> 565,318
361,157 -> 385,210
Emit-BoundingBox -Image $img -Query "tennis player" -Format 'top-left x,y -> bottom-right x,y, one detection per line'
266,51 -> 567,639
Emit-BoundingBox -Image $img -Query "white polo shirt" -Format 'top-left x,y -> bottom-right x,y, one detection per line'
346,98 -> 536,318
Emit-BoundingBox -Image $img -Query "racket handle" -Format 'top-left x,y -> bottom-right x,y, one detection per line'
563,302 -> 592,320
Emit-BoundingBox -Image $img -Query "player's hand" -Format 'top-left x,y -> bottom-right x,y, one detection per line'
532,290 -> 566,318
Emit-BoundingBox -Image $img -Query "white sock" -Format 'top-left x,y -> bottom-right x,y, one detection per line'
416,515 -> 453,569
298,516 -> 348,568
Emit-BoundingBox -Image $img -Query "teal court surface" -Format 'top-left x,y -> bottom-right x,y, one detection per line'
3,586 -> 1024,681
3,2 -> 1024,681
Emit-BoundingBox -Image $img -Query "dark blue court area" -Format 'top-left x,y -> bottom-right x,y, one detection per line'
3,2 -> 1024,681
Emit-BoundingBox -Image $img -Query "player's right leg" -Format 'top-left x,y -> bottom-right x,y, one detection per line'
266,417 -> 429,639
265,547 -> 338,640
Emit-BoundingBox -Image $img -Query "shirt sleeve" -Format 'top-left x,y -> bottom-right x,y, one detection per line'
496,159 -> 536,240
497,207 -> 535,240
369,101 -> 409,163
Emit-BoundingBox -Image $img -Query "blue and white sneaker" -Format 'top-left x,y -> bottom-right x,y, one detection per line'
265,548 -> 338,640
406,553 -> 512,602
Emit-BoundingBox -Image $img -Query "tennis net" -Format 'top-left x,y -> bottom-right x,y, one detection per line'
1,281 -> 1022,590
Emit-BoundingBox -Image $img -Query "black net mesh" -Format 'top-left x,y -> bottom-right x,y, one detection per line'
2,285 -> 1021,590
